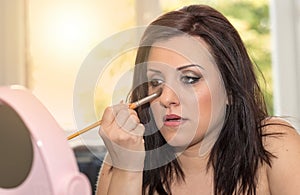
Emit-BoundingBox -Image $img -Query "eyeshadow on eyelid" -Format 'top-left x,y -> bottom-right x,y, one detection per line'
147,64 -> 205,80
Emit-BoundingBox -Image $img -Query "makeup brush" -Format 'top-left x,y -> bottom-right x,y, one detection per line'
67,88 -> 162,140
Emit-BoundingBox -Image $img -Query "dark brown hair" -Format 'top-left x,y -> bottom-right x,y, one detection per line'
131,4 -> 273,195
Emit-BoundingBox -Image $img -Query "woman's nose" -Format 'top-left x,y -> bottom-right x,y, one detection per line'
159,85 -> 180,108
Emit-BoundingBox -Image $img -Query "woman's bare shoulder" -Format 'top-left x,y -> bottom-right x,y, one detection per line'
262,117 -> 300,157
262,117 -> 300,195
262,117 -> 299,150
95,153 -> 113,195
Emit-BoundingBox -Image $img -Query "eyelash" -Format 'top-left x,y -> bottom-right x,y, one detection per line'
149,79 -> 163,87
148,75 -> 201,87
180,75 -> 201,84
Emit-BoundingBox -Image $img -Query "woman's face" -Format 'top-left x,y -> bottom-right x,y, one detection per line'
146,35 -> 227,153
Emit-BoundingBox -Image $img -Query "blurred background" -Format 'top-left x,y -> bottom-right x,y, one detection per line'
1,0 -> 299,193
1,0 -> 300,133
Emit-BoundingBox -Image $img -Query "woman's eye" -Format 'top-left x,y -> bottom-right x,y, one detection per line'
149,79 -> 163,87
180,75 -> 201,84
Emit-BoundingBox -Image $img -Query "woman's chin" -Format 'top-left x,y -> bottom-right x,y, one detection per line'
164,136 -> 194,150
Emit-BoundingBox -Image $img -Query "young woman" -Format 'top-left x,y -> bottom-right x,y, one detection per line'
96,4 -> 300,195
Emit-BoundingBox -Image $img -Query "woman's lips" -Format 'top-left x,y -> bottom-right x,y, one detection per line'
163,114 -> 186,126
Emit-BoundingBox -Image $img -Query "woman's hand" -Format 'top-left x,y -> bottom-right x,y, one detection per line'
99,103 -> 145,171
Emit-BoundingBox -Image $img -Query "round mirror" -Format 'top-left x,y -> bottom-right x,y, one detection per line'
0,103 -> 34,188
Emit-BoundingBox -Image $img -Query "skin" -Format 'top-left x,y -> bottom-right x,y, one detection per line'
144,36 -> 228,194
147,36 -> 227,156
96,36 -> 300,195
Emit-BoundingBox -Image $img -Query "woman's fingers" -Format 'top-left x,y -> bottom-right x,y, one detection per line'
99,103 -> 146,171
99,103 -> 145,148
115,108 -> 139,131
101,103 -> 128,127
131,123 -> 145,137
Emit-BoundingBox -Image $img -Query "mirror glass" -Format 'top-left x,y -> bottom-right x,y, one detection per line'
0,103 -> 34,188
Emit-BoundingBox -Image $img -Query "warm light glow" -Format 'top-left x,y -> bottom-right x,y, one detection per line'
28,0 -> 135,132
51,13 -> 89,49
39,3 -> 104,56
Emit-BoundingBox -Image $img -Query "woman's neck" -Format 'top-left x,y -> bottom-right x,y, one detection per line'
176,142 -> 211,174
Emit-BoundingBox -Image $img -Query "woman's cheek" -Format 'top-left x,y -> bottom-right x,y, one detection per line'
150,102 -> 164,129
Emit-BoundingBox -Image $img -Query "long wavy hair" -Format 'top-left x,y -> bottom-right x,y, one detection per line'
130,4 -> 273,195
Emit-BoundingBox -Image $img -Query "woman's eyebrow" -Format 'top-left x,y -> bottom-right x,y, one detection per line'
147,68 -> 161,73
177,64 -> 205,71
147,64 -> 205,73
